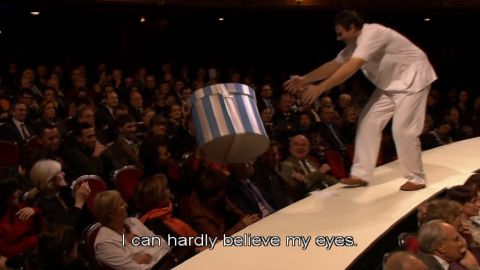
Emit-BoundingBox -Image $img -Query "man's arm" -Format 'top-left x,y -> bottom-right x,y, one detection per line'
302,57 -> 365,105
283,60 -> 341,93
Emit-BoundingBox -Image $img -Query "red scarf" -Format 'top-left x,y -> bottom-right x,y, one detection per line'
139,203 -> 198,237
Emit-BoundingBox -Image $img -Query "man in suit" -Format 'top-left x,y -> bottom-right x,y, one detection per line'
417,220 -> 479,270
102,114 -> 143,175
252,142 -> 294,207
0,102 -> 34,145
227,161 -> 277,218
280,134 -> 337,200
96,89 -> 118,142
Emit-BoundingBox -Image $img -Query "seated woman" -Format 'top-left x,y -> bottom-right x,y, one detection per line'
447,186 -> 480,247
30,159 -> 90,230
0,177 -> 43,265
180,169 -> 259,238
134,174 -> 197,263
94,190 -> 170,270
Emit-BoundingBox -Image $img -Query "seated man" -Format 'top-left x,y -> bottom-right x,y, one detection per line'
62,123 -> 105,180
417,219 -> 479,270
280,135 -> 362,200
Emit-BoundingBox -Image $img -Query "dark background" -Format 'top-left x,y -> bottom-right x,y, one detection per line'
1,1 -> 479,89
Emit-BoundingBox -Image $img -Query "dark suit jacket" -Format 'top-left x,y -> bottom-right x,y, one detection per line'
317,122 -> 348,152
227,177 -> 277,217
96,104 -> 117,142
62,146 -> 103,180
0,119 -> 35,145
101,136 -> 143,176
280,155 -> 338,200
252,162 -> 293,208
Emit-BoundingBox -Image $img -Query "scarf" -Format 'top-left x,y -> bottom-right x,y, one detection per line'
139,203 -> 198,237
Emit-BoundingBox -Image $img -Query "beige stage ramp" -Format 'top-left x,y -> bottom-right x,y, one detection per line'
175,138 -> 480,270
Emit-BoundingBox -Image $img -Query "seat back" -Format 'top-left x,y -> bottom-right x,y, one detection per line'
398,232 -> 419,254
0,140 -> 20,169
112,165 -> 143,203
324,150 -> 348,178
71,175 -> 107,214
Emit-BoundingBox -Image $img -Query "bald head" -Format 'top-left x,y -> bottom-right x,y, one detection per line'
289,135 -> 310,160
383,251 -> 427,270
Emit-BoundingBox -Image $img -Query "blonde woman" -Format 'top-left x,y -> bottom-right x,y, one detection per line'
94,190 -> 170,270
30,159 -> 89,226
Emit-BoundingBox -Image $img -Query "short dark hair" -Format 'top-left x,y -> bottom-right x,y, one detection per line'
334,10 -> 364,30
115,114 -> 135,130
446,185 -> 477,205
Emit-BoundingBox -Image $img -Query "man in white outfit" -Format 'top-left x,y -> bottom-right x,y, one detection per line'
284,10 -> 437,191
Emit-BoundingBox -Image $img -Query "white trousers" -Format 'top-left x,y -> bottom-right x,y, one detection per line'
350,86 -> 430,182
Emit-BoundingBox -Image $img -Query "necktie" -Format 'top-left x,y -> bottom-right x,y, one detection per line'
20,123 -> 29,140
327,124 -> 346,151
245,179 -> 274,218
300,160 -> 313,174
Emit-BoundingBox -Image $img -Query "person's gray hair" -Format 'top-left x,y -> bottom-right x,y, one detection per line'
418,219 -> 448,254
30,159 -> 62,193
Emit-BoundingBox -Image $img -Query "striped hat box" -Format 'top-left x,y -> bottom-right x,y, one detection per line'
190,83 -> 270,163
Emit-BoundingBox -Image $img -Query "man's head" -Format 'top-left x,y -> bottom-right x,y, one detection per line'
418,220 -> 467,263
11,102 -> 28,122
76,123 -> 97,149
383,251 -> 427,270
289,135 -> 310,160
77,107 -> 95,126
260,84 -> 273,99
105,90 -> 119,108
37,122 -> 61,152
334,10 -> 364,44
259,142 -> 281,169
116,114 -> 137,140
338,93 -> 352,109
320,106 -> 335,124
129,91 -> 143,108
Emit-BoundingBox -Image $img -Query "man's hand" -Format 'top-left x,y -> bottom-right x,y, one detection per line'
283,75 -> 305,95
302,84 -> 327,105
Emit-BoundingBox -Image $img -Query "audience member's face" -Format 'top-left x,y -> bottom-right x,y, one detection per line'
151,124 -> 166,136
12,103 -> 28,121
124,77 -> 134,88
20,78 -> 32,88
338,95 -> 352,108
146,76 -> 156,89
321,97 -> 333,107
110,197 -> 128,225
106,92 -> 119,107
21,94 -> 34,106
459,91 -> 469,104
170,105 -> 182,120
290,136 -> 310,160
114,108 -> 129,118
181,88 -> 192,101
261,85 -> 273,99
43,102 -> 56,119
142,111 -> 155,126
174,81 -> 185,93
300,114 -> 311,127
463,197 -> 480,218
449,108 -> 460,123
78,127 -> 97,148
261,108 -> 272,123
119,121 -> 137,139
112,69 -> 122,80
53,171 -> 67,189
44,90 -> 57,102
261,146 -> 280,168
437,224 -> 467,262
41,127 -> 61,152
279,95 -> 292,113
130,92 -> 143,108
345,108 -> 358,124
320,107 -> 335,124
78,109 -> 95,126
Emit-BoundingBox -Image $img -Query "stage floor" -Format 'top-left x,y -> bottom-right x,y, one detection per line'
175,138 -> 480,270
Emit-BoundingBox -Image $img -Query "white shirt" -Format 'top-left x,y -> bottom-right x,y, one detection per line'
94,218 -> 171,270
433,255 -> 450,270
335,23 -> 437,93
12,117 -> 30,139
